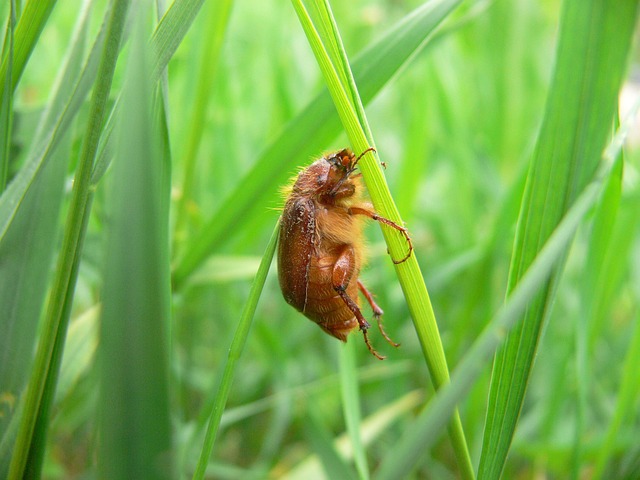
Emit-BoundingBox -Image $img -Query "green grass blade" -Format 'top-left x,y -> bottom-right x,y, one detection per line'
291,1 -> 473,478
173,0 -> 463,287
0,3 -> 92,473
0,0 -> 57,98
98,4 -> 172,477
478,0 -> 639,478
0,131 -> 69,477
192,222 -> 279,480
0,0 -> 15,191
7,1 -> 131,477
151,0 -> 206,78
0,0 -> 206,244
0,10 -> 108,243
375,155 -> 617,480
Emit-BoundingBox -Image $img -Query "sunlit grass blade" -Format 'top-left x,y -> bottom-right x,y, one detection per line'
291,1 -> 473,478
478,0 -> 639,478
98,4 -> 172,476
7,1 -> 131,477
192,223 -> 279,480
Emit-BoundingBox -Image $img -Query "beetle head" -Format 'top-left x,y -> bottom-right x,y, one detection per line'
292,149 -> 357,198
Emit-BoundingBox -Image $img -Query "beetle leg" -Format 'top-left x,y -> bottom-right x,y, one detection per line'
358,280 -> 400,348
332,246 -> 385,360
348,206 -> 413,264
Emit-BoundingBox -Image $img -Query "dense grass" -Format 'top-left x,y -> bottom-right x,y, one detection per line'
1,0 -> 639,479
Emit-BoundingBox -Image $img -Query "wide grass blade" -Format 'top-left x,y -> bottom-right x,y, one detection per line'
478,0 -> 639,478
172,0 -> 464,286
98,4 -> 172,477
7,1 -> 131,477
192,223 -> 279,480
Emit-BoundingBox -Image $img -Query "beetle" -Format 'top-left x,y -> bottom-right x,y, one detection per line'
277,148 -> 412,359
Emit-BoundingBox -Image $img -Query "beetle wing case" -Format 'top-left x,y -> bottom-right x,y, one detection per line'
277,197 -> 316,310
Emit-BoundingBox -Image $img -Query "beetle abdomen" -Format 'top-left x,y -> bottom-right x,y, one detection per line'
302,255 -> 359,341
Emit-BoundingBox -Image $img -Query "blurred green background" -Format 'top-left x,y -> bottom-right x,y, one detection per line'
1,0 -> 639,478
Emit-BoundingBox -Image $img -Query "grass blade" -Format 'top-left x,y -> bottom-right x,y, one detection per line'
0,0 -> 206,244
0,0 -> 57,98
192,222 -> 279,480
98,4 -> 172,476
291,1 -> 473,477
478,0 -> 639,478
0,0 -> 15,191
7,1 -> 131,477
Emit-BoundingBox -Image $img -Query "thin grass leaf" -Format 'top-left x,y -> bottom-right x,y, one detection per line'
478,1 -> 639,477
173,0 -> 464,286
98,4 -> 172,477
7,1 -> 131,477
291,1 -> 473,477
0,0 -> 15,191
192,222 -> 279,480
0,0 -> 57,98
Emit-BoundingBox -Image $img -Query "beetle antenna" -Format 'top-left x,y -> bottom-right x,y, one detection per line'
351,147 -> 376,170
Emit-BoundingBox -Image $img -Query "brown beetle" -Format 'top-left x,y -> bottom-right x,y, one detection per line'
277,148 -> 412,359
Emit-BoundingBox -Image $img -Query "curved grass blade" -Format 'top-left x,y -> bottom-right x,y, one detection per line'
478,0 -> 639,477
